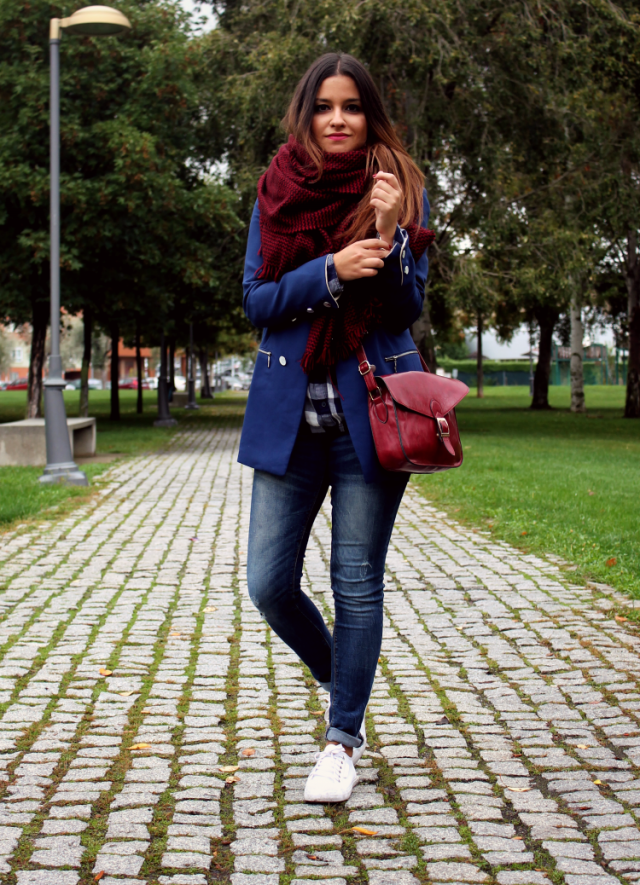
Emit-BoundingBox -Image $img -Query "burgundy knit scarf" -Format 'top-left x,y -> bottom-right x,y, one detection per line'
257,136 -> 434,373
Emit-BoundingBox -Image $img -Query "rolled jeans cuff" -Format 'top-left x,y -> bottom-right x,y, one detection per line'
326,726 -> 364,749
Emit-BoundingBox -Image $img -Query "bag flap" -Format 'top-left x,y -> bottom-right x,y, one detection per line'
378,371 -> 469,416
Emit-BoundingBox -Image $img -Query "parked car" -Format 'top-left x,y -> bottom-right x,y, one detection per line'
118,378 -> 152,389
65,378 -> 102,390
3,380 -> 28,390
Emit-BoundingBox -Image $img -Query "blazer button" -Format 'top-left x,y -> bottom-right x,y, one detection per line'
307,307 -> 314,313
404,265 -> 409,274
279,356 -> 287,366
323,301 -> 331,308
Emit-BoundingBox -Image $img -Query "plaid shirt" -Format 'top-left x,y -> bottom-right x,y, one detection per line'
303,254 -> 346,432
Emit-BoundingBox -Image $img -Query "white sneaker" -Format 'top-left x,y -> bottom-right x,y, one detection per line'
324,703 -> 367,765
304,743 -> 358,803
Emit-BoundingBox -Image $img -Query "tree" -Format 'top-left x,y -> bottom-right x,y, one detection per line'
0,0 -> 245,421
198,0 -> 634,405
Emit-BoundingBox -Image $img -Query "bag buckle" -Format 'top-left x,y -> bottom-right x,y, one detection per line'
436,416 -> 450,438
369,387 -> 382,401
358,360 -> 376,375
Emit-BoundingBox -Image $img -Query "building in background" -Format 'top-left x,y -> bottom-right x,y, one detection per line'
0,326 -> 31,384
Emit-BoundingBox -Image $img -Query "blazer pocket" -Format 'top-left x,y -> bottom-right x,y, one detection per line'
384,349 -> 419,373
258,348 -> 272,368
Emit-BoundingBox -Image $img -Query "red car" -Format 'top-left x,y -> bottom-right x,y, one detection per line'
118,378 -> 151,389
2,380 -> 28,390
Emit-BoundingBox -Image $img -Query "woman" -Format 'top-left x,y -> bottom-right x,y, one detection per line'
239,52 -> 433,803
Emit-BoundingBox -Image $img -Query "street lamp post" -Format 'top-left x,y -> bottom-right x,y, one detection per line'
154,331 -> 177,428
185,323 -> 199,410
41,6 -> 131,486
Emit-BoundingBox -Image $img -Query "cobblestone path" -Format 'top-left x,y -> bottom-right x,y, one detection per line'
0,426 -> 639,885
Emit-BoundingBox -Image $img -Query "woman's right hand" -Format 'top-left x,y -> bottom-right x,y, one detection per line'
333,238 -> 391,282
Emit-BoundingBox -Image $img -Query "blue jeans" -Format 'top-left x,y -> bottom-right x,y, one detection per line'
247,425 -> 408,748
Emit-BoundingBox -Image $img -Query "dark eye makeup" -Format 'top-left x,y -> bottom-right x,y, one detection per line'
314,102 -> 363,113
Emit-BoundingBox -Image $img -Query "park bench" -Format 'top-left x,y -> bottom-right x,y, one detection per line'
0,417 -> 96,466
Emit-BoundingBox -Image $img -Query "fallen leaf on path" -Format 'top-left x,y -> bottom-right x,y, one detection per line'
615,615 -> 628,622
521,531 -> 528,536
219,765 -> 239,772
352,827 -> 378,835
512,836 -> 523,840
307,854 -> 318,860
94,874 -> 105,882
130,743 -> 151,750
606,557 -> 617,567
204,606 -> 218,613
577,744 -> 589,749
225,776 -> 240,784
593,780 -> 602,785
507,787 -> 530,792
242,748 -> 255,757
170,632 -> 181,637
99,668 -> 112,677
311,711 -> 324,716
118,691 -> 135,697
141,709 -> 150,714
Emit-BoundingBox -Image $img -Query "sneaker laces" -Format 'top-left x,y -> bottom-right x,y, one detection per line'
310,744 -> 350,782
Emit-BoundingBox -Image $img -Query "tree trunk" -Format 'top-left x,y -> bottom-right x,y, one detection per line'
570,296 -> 586,413
625,229 -> 640,418
26,299 -> 47,419
411,294 -> 438,372
169,336 -> 176,400
531,306 -> 559,409
476,311 -> 484,398
198,346 -> 213,398
135,321 -> 143,415
79,307 -> 92,418
110,323 -> 120,422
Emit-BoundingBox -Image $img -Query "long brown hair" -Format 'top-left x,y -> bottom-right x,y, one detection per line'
282,53 -> 424,244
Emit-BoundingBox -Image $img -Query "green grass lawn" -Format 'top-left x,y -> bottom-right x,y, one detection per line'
0,389 -> 247,528
412,385 -> 640,599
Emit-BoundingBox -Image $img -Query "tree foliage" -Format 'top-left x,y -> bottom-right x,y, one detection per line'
0,0 -> 248,416
199,0 -> 640,411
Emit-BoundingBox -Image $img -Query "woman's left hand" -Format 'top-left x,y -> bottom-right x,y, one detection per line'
371,171 -> 402,244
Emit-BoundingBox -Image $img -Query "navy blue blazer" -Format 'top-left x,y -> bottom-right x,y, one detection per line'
238,190 -> 431,483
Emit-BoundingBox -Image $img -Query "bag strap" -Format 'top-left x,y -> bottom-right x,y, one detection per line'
355,345 -> 381,399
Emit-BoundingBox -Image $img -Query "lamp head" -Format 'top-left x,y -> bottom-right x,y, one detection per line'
60,5 -> 132,36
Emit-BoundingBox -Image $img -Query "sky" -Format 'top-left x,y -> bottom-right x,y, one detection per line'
178,0 -> 217,33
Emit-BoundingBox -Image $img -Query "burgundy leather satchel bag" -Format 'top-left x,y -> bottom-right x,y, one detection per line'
356,345 -> 469,474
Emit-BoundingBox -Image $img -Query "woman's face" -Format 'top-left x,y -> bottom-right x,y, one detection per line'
311,75 -> 367,153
